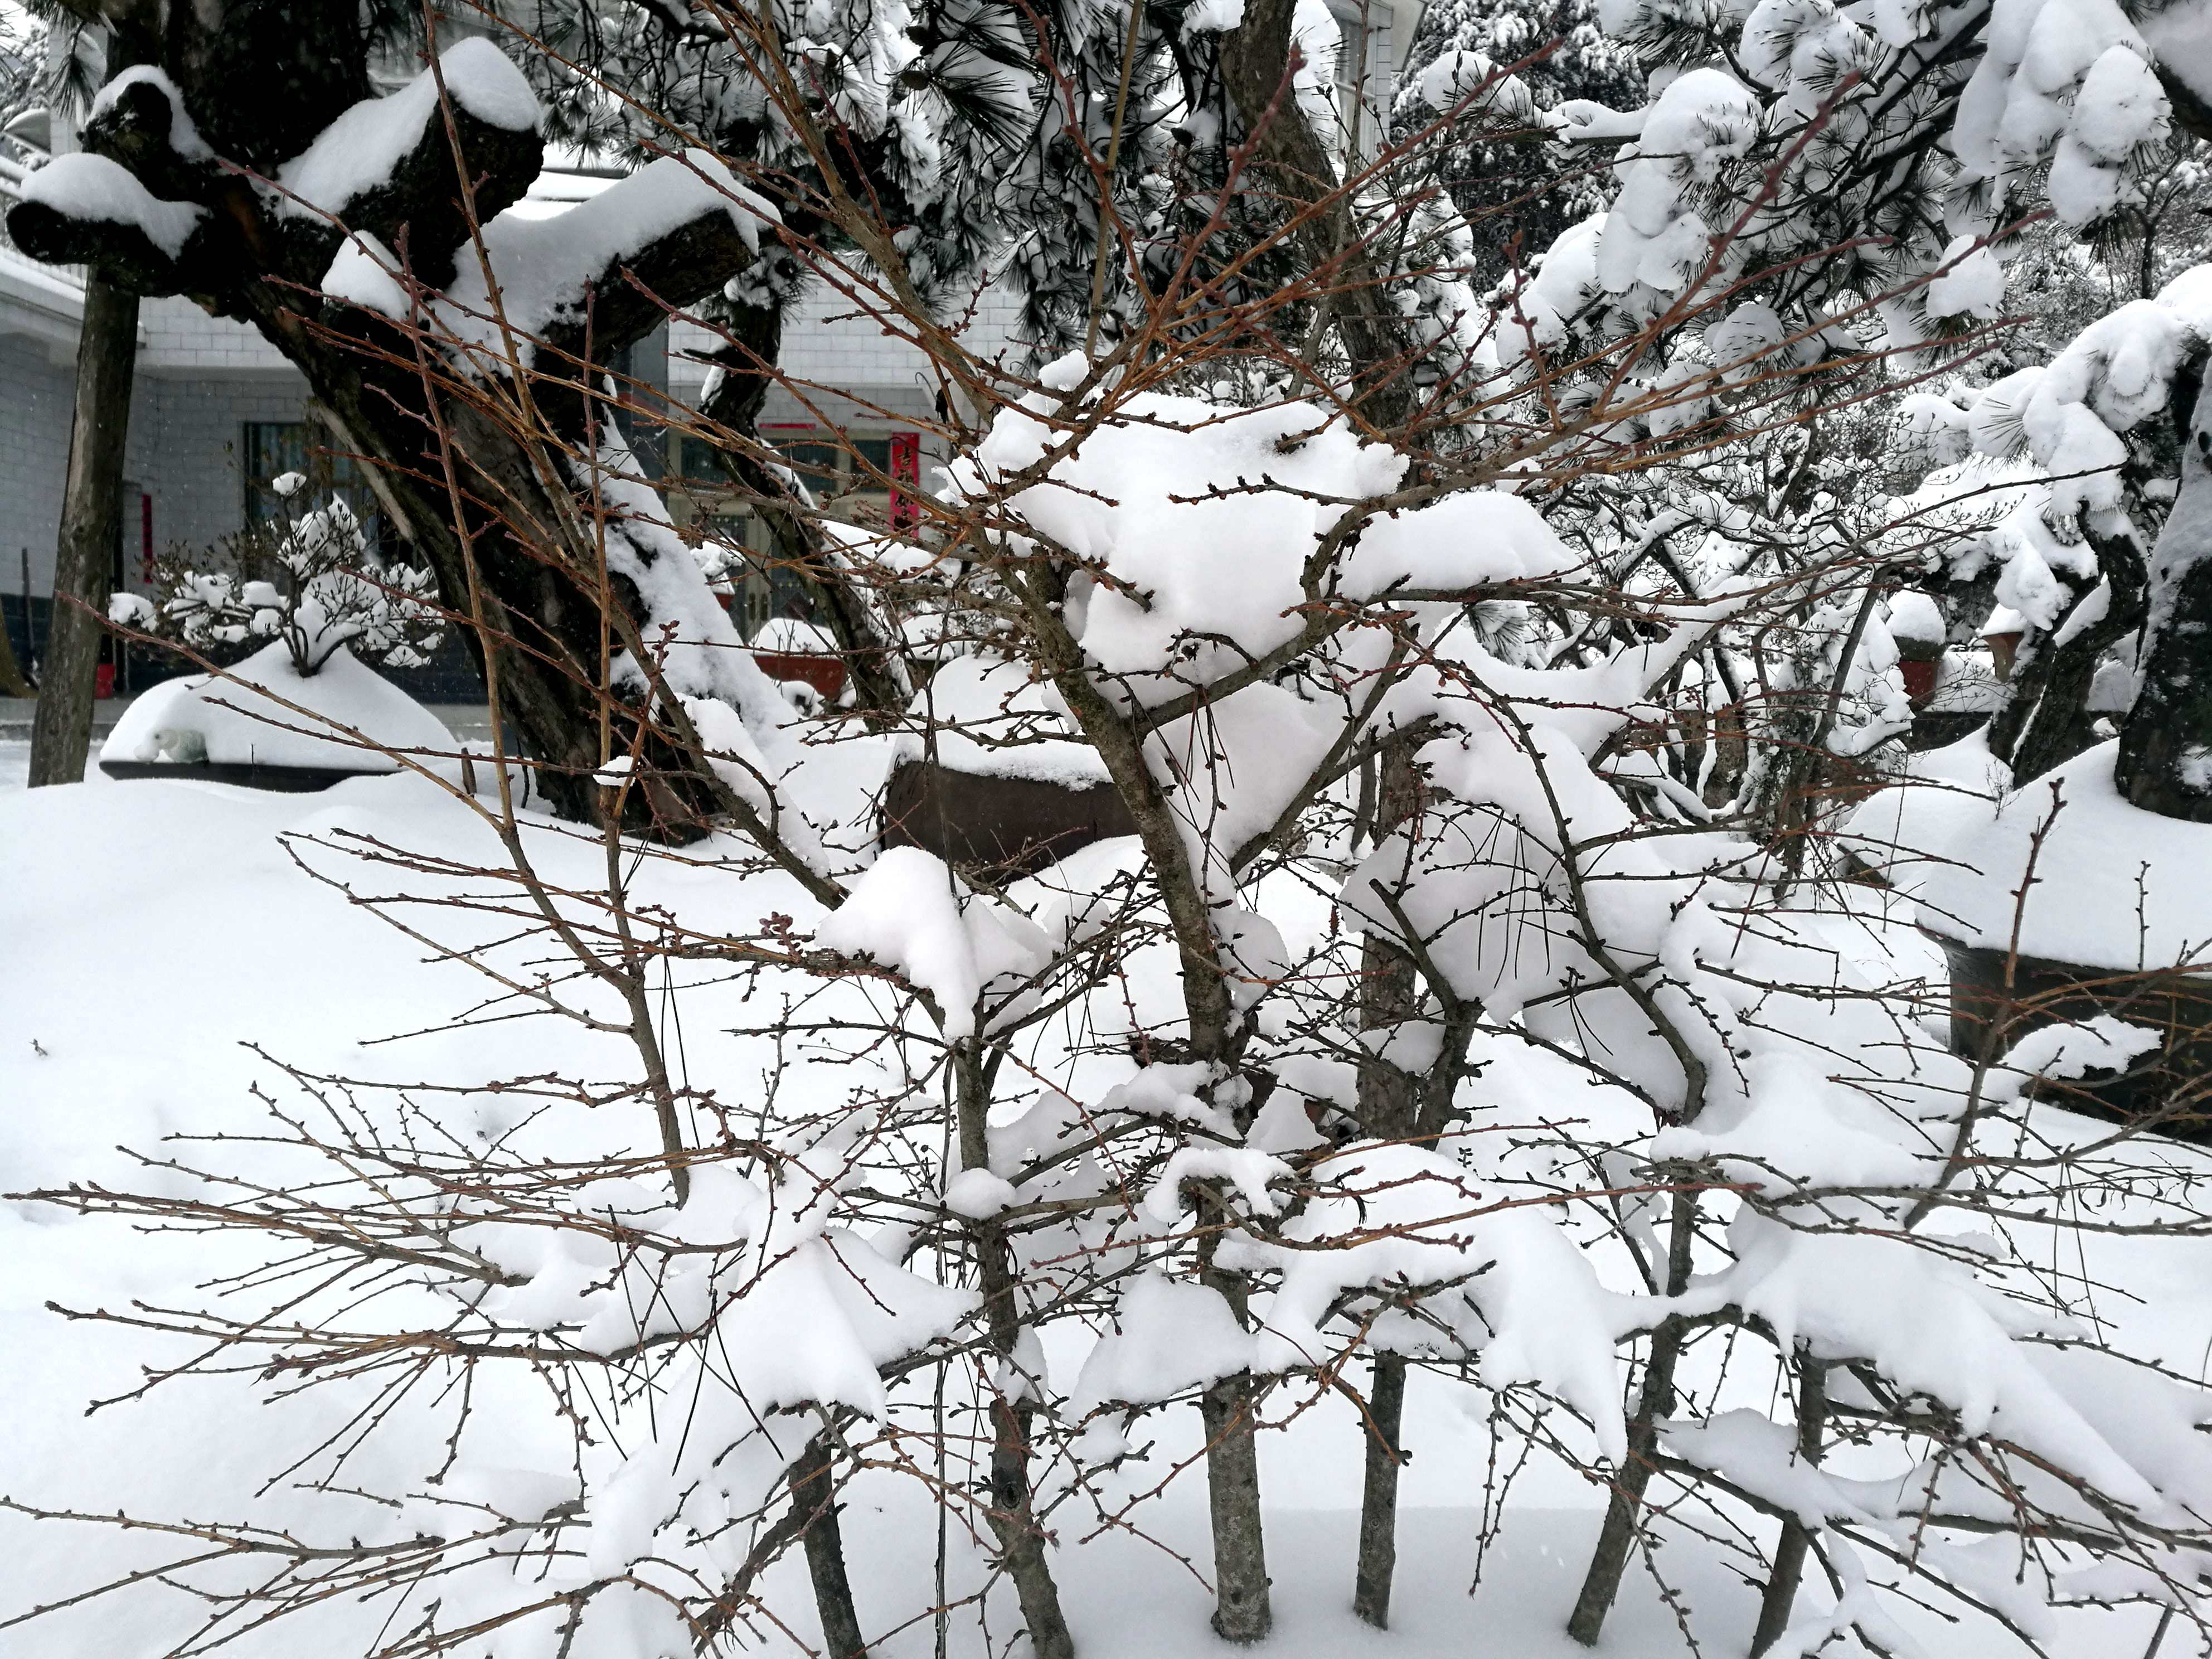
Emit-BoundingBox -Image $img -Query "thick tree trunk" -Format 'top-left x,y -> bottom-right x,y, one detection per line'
793,1433 -> 870,1659
28,275 -> 138,788
2008,524 -> 2144,783
1216,0 -> 1415,434
1986,517 -> 2146,783
1200,1370 -> 1273,1642
2119,381 -> 2212,819
9,49 -> 759,833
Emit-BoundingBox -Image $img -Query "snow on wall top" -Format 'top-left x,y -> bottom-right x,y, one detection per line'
101,640 -> 454,772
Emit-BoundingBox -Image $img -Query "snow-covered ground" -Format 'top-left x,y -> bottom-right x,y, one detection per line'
1,768 -> 2198,1657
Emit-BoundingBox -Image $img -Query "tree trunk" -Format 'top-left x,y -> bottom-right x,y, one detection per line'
794,1433 -> 870,1659
1351,733 -> 1424,1625
1565,1319 -> 1684,1645
1987,517 -> 2146,783
1568,1191 -> 1697,1645
2008,526 -> 2143,784
1216,0 -> 1415,434
27,275 -> 138,788
1200,1370 -> 1273,1642
7,49 -> 765,833
0,596 -> 31,698
1352,1352 -> 1408,1628
954,1047 -> 1076,1659
2119,380 -> 2212,819
696,296 -> 910,722
1749,1359 -> 1827,1657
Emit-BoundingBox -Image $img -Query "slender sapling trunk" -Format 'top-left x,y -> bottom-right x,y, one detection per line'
28,275 -> 138,788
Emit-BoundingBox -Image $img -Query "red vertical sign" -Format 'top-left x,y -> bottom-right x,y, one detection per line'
889,431 -> 920,530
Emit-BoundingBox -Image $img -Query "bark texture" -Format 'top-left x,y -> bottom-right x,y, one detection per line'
2121,379 -> 2212,819
1352,1353 -> 1408,1628
1567,1189 -> 1697,1645
794,1433 -> 870,1659
2006,518 -> 2145,784
1216,0 -> 1415,434
1350,733 -> 1425,1626
1199,1372 -> 1273,1642
695,294 -> 911,722
28,275 -> 139,788
955,1048 -> 1076,1659
1211,8 -> 1418,1632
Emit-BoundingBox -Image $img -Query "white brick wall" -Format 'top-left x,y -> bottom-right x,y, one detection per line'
0,334 -> 83,599
139,296 -> 297,375
138,372 -> 316,555
0,327 -> 308,604
668,280 -> 1028,426
0,333 -> 169,601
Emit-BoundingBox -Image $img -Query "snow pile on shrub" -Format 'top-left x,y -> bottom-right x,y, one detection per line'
102,640 -> 455,771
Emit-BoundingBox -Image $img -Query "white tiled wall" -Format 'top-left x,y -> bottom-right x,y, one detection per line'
0,360 -> 311,605
138,372 -> 316,554
139,296 -> 297,375
668,279 -> 1027,429
0,333 -> 169,600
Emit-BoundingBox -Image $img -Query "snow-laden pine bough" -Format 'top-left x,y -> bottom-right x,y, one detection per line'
13,0 -> 2212,1654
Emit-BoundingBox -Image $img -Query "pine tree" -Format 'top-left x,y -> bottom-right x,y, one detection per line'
1391,0 -> 1641,286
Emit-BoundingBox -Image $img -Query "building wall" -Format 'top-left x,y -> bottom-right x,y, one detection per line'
667,280 -> 1028,433
137,371 -> 314,558
0,332 -> 85,605
139,296 -> 298,376
0,293 -> 307,605
0,332 -> 169,603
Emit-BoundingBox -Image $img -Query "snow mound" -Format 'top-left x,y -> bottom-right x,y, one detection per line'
895,652 -> 1110,785
1917,741 -> 2212,969
1838,730 -> 2013,892
101,642 -> 455,773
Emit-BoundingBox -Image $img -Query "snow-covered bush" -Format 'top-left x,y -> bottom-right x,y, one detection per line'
13,3 -> 2212,1659
110,474 -> 443,677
